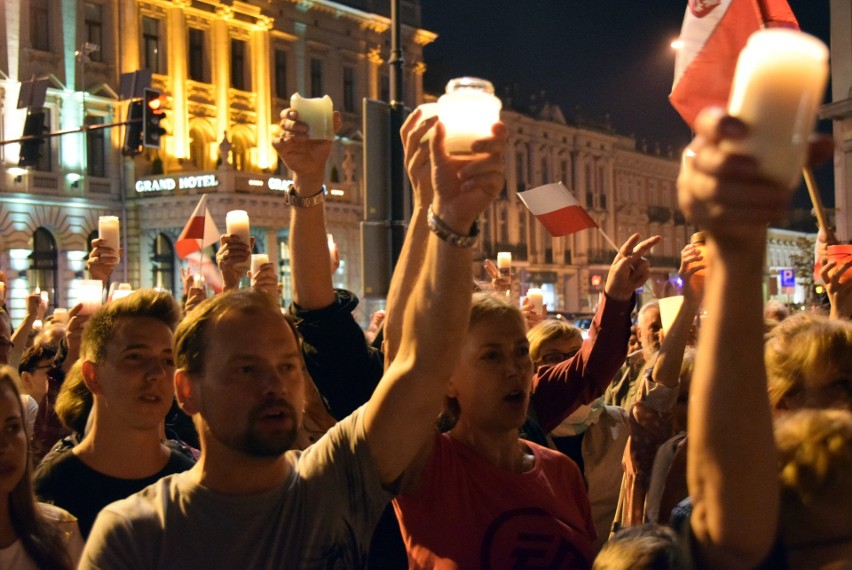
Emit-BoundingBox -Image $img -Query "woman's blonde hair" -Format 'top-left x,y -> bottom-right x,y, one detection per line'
526,319 -> 582,362
54,361 -> 92,435
776,409 -> 852,536
764,313 -> 852,410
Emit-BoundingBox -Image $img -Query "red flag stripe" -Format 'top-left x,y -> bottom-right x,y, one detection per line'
535,206 -> 598,238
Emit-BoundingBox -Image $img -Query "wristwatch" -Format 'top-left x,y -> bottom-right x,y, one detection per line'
286,184 -> 326,208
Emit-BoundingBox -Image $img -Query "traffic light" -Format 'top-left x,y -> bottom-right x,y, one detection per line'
122,100 -> 144,156
18,111 -> 47,167
143,88 -> 166,148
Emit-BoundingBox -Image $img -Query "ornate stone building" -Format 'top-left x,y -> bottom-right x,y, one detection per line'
0,0 -> 433,323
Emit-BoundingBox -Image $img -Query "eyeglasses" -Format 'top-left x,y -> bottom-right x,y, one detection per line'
538,349 -> 580,366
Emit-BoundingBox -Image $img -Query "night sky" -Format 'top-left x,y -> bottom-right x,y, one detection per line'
419,1 -> 834,217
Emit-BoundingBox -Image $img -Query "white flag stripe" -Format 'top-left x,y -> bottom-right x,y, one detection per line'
518,182 -> 580,215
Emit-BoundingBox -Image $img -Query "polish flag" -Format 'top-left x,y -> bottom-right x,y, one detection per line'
175,194 -> 221,259
670,0 -> 798,128
518,182 -> 597,237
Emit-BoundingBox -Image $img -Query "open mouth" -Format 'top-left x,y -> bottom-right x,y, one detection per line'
138,394 -> 162,404
504,390 -> 526,404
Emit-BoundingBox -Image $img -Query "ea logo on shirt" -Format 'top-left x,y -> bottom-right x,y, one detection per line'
480,508 -> 591,569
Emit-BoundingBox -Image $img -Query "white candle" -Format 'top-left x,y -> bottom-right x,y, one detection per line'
77,279 -> 104,315
497,252 -> 512,276
723,29 -> 829,187
438,77 -> 502,155
52,308 -> 68,324
192,274 -> 204,288
251,254 -> 270,277
526,288 -> 544,315
40,290 -> 49,305
98,216 -> 121,262
290,93 -> 334,140
226,210 -> 251,245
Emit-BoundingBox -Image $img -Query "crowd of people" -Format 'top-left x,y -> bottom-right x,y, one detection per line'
0,102 -> 850,569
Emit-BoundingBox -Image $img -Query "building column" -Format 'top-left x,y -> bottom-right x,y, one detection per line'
294,22 -> 307,95
252,16 -> 274,169
411,60 -> 426,104
367,46 -> 383,100
167,2 -> 190,159
212,7 -> 232,143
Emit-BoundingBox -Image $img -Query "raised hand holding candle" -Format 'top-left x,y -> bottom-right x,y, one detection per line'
438,77 -> 502,155
98,216 -> 121,262
723,29 -> 829,187
526,288 -> 544,315
290,93 -> 334,140
497,252 -> 512,277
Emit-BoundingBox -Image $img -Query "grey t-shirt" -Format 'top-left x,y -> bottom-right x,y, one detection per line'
81,406 -> 391,569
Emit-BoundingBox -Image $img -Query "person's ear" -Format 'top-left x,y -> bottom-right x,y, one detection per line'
81,360 -> 102,395
20,371 -> 33,392
174,368 -> 199,415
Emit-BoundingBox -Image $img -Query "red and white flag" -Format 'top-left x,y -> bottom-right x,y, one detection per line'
670,0 -> 798,128
175,194 -> 221,259
518,182 -> 597,237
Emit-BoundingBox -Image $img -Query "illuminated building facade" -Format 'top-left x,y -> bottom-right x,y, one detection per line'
0,0 -> 433,323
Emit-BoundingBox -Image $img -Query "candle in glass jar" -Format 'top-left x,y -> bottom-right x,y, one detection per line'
111,289 -> 134,301
438,77 -> 502,155
497,252 -> 512,276
52,308 -> 68,324
251,254 -> 270,277
98,216 -> 121,262
723,29 -> 829,187
526,288 -> 544,315
290,93 -> 334,140
77,279 -> 104,315
688,231 -> 707,278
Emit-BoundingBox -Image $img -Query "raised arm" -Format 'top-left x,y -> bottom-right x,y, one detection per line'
365,121 -> 507,484
649,245 -> 705,391
678,109 -> 833,567
383,107 -> 439,362
532,234 -> 659,432
274,108 -> 341,311
9,292 -> 45,369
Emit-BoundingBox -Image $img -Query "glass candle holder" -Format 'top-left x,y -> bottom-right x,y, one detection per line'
438,77 -> 502,155
689,231 -> 707,278
290,93 -> 334,140
77,279 -> 104,315
526,287 -> 544,314
251,254 -> 270,277
723,29 -> 829,187
226,210 -> 251,273
497,252 -> 512,276
52,308 -> 68,324
98,216 -> 121,263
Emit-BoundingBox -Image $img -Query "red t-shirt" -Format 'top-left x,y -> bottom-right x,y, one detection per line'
394,432 -> 596,569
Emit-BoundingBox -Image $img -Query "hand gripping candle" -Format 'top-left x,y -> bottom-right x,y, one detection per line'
723,29 -> 829,187
290,93 -> 334,140
437,77 -> 502,155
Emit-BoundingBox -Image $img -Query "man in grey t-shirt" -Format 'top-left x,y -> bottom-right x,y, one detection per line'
82,108 -> 508,568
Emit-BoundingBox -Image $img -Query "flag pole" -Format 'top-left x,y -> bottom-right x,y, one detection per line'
596,226 -> 620,253
803,167 -> 837,244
